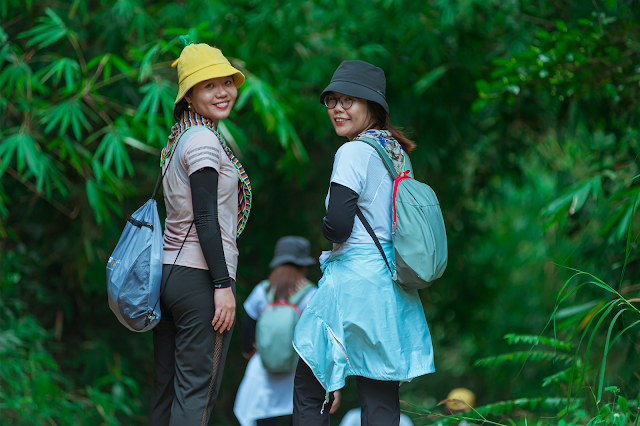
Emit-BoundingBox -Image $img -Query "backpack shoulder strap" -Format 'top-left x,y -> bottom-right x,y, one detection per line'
354,136 -> 399,179
288,282 -> 314,305
405,153 -> 414,177
152,126 -> 195,199
356,207 -> 393,277
261,280 -> 275,303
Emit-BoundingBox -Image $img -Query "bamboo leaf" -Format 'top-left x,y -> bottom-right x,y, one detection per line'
139,43 -> 161,82
35,57 -> 80,91
218,120 -> 245,158
41,99 -> 93,140
614,201 -> 637,241
0,129 -> 68,196
414,65 -> 448,95
134,79 -> 176,140
94,119 -> 134,178
542,180 -> 592,217
0,129 -> 20,176
18,8 -> 70,49
596,309 -> 626,402
86,179 -> 108,224
240,76 -> 308,161
555,300 -> 601,319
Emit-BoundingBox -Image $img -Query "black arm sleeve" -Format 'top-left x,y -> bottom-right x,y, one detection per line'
241,315 -> 257,354
322,182 -> 359,243
190,167 -> 231,289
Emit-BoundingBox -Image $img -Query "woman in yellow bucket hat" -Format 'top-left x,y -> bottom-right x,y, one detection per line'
149,36 -> 252,426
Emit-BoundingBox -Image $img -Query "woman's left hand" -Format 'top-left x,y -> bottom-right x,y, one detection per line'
212,287 -> 235,331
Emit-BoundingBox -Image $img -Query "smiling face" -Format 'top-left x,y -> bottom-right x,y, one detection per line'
326,92 -> 374,140
184,76 -> 238,126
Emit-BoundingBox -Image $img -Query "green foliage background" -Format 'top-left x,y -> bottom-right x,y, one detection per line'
1,0 -> 639,424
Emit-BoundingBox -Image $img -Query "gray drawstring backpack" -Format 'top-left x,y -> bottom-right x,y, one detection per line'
107,135 -> 190,332
107,194 -> 163,332
355,136 -> 448,290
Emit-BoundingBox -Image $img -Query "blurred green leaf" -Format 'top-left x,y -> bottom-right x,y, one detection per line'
134,79 -> 176,137
18,8 -> 71,49
41,99 -> 92,140
617,396 -> 628,413
556,20 -> 568,32
94,119 -> 135,178
414,65 -> 448,95
35,57 -> 80,91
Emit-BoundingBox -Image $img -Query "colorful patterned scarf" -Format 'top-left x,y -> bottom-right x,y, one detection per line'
161,111 -> 252,238
357,129 -> 406,175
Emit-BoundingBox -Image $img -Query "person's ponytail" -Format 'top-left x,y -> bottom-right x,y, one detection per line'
367,101 -> 416,153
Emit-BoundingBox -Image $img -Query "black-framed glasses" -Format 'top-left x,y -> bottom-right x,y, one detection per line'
324,95 -> 355,109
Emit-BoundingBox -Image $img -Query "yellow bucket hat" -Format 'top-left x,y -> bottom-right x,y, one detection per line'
445,388 -> 476,411
172,36 -> 245,105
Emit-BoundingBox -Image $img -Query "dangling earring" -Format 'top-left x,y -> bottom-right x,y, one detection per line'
188,103 -> 192,110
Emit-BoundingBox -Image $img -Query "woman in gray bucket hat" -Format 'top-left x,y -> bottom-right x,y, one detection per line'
292,61 -> 435,426
236,236 -> 340,426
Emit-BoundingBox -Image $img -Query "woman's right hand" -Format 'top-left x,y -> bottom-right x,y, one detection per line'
330,390 -> 342,414
212,287 -> 235,332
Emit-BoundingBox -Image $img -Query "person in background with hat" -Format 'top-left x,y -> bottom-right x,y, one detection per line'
444,388 -> 475,426
292,60 -> 435,426
235,236 -> 342,426
149,36 -> 252,425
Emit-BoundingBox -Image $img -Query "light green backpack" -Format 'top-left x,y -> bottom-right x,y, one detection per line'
355,137 -> 448,290
255,280 -> 314,373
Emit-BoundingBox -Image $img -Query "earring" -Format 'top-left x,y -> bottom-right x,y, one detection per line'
188,104 -> 192,109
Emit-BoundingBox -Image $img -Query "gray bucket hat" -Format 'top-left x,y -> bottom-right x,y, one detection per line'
269,236 -> 316,268
319,60 -> 389,113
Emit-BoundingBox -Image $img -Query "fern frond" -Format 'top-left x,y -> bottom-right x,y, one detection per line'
474,350 -> 573,368
504,334 -> 572,351
475,397 -> 582,417
432,398 -> 583,425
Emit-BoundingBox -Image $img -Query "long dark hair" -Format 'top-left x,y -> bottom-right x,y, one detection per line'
367,101 -> 416,153
173,92 -> 191,121
267,264 -> 306,301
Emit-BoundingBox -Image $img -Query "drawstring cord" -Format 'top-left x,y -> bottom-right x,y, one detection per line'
320,393 -> 330,414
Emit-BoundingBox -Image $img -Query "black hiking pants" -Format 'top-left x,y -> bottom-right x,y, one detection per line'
256,416 -> 293,425
292,359 -> 400,426
149,265 -> 235,426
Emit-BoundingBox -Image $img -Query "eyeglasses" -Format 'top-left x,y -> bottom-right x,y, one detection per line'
324,95 -> 356,109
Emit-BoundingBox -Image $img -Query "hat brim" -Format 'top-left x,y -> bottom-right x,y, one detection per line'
175,63 -> 245,104
269,254 -> 316,269
319,80 -> 389,113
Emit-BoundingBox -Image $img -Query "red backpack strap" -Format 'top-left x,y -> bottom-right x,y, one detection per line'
392,171 -> 412,233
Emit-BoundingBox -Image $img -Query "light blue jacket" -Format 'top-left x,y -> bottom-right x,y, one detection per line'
293,243 -> 435,393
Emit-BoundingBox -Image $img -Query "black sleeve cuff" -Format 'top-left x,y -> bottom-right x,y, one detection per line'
213,277 -> 232,289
